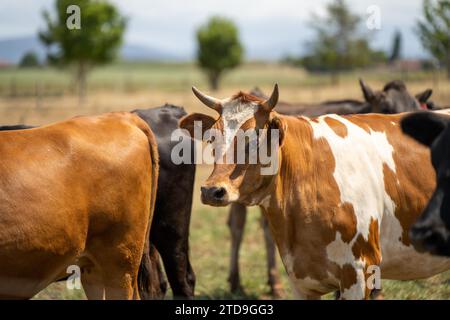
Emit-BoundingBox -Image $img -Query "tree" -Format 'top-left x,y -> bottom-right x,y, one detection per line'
196,16 -> 243,90
301,0 -> 385,83
389,30 -> 402,63
417,0 -> 450,79
19,51 -> 40,68
39,0 -> 126,103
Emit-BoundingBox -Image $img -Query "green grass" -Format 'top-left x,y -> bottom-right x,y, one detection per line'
0,62 -> 445,96
33,205 -> 450,300
188,206 -> 450,300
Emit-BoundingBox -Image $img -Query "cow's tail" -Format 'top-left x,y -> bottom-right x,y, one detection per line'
136,117 -> 159,300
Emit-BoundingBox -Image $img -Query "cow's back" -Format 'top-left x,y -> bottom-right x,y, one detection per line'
132,105 -> 196,216
0,112 -> 155,298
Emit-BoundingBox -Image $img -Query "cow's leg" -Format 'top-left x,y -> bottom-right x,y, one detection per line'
152,215 -> 195,299
339,264 -> 369,300
370,288 -> 384,300
260,213 -> 283,298
227,202 -> 247,293
291,285 -> 321,300
151,169 -> 196,299
186,258 -> 196,291
336,288 -> 381,300
81,265 -> 105,300
88,239 -> 143,300
157,241 -> 195,299
148,244 -> 168,299
101,257 -> 137,300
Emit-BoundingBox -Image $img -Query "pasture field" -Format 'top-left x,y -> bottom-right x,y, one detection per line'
0,62 -> 449,300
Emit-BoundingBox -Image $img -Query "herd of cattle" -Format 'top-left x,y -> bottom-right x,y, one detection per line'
0,78 -> 449,299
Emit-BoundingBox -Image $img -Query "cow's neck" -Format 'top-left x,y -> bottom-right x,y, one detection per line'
260,115 -> 321,258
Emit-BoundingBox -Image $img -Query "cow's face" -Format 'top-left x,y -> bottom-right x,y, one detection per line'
180,85 -> 283,206
360,79 -> 432,114
401,111 -> 450,256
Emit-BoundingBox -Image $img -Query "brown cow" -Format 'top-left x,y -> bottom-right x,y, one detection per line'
0,112 -> 158,299
227,82 -> 435,297
227,88 -> 370,296
182,85 -> 450,299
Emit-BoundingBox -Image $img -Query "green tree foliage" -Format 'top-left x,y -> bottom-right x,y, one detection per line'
301,0 -> 386,83
389,30 -> 402,63
39,0 -> 126,103
19,51 -> 40,68
417,0 -> 450,78
196,16 -> 243,90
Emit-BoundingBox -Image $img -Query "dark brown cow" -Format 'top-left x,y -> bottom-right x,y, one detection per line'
250,87 -> 371,116
133,105 -> 196,299
227,81 -> 434,297
359,79 -> 432,113
0,112 -> 158,299
183,85 -> 450,299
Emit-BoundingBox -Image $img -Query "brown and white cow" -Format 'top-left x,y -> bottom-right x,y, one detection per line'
227,82 -> 435,297
181,85 -> 450,299
0,112 -> 158,299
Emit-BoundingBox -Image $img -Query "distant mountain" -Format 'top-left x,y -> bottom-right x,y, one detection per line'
0,35 -> 186,64
0,36 -> 46,64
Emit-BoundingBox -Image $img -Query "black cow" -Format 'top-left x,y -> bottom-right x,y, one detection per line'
359,79 -> 433,113
133,105 -> 196,299
0,104 -> 196,299
401,111 -> 450,257
0,125 -> 32,130
250,87 -> 371,116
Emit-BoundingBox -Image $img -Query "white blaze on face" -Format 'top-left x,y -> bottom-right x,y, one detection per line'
220,99 -> 259,152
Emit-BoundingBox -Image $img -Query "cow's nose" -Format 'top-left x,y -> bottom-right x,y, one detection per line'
201,186 -> 228,204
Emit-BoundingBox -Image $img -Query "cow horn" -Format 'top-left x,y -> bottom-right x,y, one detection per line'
261,84 -> 279,111
192,86 -> 222,113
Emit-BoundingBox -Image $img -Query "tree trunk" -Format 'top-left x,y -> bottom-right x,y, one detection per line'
77,62 -> 87,105
209,71 -> 220,91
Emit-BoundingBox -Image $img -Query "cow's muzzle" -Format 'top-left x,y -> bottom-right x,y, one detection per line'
201,186 -> 229,206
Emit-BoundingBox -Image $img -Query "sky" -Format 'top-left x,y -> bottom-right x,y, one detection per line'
0,0 -> 427,60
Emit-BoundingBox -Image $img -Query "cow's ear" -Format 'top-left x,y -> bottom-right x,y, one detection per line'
268,117 -> 286,147
415,89 -> 433,103
401,111 -> 450,146
359,79 -> 375,102
179,113 -> 216,140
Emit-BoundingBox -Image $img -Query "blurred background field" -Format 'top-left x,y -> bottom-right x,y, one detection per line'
0,62 -> 445,300
1,0 -> 450,300
1,62 -> 450,125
